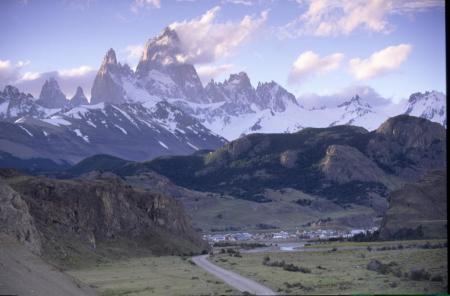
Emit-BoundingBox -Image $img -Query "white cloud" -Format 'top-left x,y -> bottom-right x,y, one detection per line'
21,71 -> 41,81
169,6 -> 268,64
288,51 -> 343,84
196,64 -> 234,84
300,84 -> 391,108
123,45 -> 144,69
222,0 -> 254,5
0,61 -> 97,98
0,60 -> 29,87
131,0 -> 161,13
281,0 -> 444,38
58,65 -> 95,77
349,44 -> 412,80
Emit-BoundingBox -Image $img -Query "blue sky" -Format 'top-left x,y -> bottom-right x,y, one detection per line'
0,0 -> 446,102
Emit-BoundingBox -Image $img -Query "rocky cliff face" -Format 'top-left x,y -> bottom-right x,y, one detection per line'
366,115 -> 446,180
379,170 -> 447,239
0,170 -> 206,265
0,177 -> 42,254
319,144 -> 389,186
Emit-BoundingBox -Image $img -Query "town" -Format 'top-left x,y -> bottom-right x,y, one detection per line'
203,227 -> 379,243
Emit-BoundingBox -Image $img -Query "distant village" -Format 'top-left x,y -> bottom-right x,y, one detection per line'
203,227 -> 379,243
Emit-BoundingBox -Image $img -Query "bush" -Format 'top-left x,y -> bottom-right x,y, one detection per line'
264,259 -> 310,273
284,282 -> 308,289
349,230 -> 380,242
409,268 -> 430,281
367,260 -> 401,276
431,274 -> 443,282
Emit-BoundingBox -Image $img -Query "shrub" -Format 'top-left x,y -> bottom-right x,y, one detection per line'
408,268 -> 430,281
264,259 -> 311,273
367,260 -> 401,277
431,274 -> 443,282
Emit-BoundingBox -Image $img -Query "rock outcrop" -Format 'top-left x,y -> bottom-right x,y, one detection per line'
379,170 -> 447,239
366,115 -> 446,180
319,144 -> 389,186
0,180 -> 42,254
0,170 -> 206,266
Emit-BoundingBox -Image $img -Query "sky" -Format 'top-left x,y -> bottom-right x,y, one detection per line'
0,0 -> 446,104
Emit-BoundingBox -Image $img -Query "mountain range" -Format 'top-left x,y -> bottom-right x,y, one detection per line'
64,115 -> 446,234
0,27 -> 446,170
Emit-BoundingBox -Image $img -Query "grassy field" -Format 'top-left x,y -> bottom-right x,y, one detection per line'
211,239 -> 448,295
303,238 -> 448,249
68,256 -> 239,296
181,188 -> 377,233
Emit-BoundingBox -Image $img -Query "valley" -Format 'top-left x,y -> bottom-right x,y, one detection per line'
0,5 -> 447,295
62,238 -> 447,296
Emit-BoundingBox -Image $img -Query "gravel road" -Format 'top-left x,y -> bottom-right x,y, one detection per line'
192,254 -> 276,295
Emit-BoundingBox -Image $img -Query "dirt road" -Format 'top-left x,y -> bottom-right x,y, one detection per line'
192,255 -> 276,295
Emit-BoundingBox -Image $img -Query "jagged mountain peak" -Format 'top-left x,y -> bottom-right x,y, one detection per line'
91,48 -> 137,105
408,90 -> 444,104
0,85 -> 48,120
103,48 -> 118,66
1,85 -> 34,102
405,90 -> 446,126
37,78 -> 67,109
226,72 -> 252,86
338,94 -> 371,109
2,85 -> 21,98
70,86 -> 88,107
135,28 -> 207,103
139,27 -> 181,68
255,80 -> 299,111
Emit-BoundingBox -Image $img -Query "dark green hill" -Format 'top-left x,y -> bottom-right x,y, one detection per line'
71,115 -> 447,207
68,154 -> 132,176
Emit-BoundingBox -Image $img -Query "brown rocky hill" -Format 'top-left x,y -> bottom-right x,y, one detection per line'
379,170 -> 447,239
0,170 -> 206,268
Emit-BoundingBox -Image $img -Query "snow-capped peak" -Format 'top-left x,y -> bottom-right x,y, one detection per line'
338,94 -> 371,109
405,90 -> 446,126
256,81 -> 299,112
138,27 -> 181,71
2,85 -> 22,99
